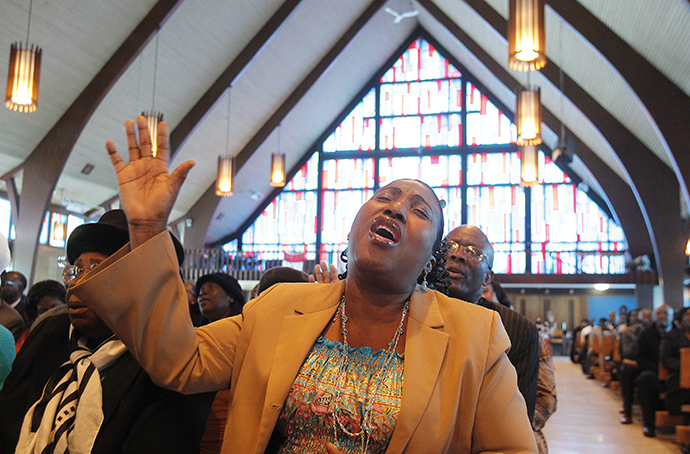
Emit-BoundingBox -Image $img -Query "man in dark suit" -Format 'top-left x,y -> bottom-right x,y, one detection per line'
0,210 -> 213,454
444,225 -> 540,422
1,271 -> 29,327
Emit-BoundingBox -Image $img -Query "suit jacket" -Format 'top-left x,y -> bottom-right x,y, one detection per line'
477,298 -> 539,422
0,312 -> 214,454
0,301 -> 24,340
634,322 -> 664,372
74,232 -> 537,454
12,295 -> 30,327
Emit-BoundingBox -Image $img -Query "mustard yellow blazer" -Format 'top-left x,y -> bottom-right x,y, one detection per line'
74,232 -> 536,454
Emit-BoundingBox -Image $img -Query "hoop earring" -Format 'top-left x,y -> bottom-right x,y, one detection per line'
422,270 -> 428,292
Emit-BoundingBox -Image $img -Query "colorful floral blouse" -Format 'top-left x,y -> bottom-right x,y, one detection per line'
277,336 -> 404,453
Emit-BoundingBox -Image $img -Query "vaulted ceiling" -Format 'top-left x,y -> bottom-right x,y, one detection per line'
2,0 -> 690,302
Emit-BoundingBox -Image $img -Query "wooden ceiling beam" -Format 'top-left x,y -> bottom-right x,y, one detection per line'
10,0 -> 184,281
181,0 -> 389,248
447,0 -> 684,308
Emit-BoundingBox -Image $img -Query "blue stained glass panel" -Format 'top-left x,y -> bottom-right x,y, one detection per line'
320,188 -> 374,249
378,155 -> 462,187
323,89 -> 376,152
381,39 -> 461,83
466,83 -> 515,146
322,158 -> 374,190
0,198 -> 11,240
467,152 -> 521,185
285,152 -> 319,191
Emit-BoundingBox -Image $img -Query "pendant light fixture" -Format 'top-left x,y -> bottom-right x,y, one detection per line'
6,0 -> 41,113
270,125 -> 286,187
142,31 -> 163,156
520,145 -> 539,187
216,87 -> 235,197
508,0 -> 546,72
516,86 -> 541,145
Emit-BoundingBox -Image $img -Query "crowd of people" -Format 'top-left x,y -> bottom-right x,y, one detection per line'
571,302 -> 690,448
0,117 -> 561,453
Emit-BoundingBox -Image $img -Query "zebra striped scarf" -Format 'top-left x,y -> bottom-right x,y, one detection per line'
15,326 -> 127,454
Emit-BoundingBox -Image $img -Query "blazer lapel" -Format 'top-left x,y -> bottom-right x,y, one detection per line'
386,289 -> 448,453
257,281 -> 345,446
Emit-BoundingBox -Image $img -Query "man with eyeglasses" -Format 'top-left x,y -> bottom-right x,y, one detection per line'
444,225 -> 540,424
0,210 -> 213,454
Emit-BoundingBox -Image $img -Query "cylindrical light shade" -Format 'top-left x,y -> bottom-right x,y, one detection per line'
520,145 -> 539,187
508,0 -> 546,71
6,42 -> 41,113
216,156 -> 235,196
142,111 -> 164,156
516,88 -> 541,145
270,154 -> 286,187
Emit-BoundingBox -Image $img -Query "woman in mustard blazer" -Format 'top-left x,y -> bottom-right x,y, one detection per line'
74,117 -> 537,454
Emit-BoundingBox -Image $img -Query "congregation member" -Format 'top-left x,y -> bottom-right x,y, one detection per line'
0,233 -> 14,390
14,280 -> 67,351
257,266 -> 310,296
186,281 -> 207,327
71,117 -> 537,453
634,304 -> 672,437
195,272 -> 245,323
661,307 -> 690,418
619,308 -> 652,424
0,277 -> 24,340
1,271 -> 29,328
0,209 -> 214,454
443,224 -> 540,423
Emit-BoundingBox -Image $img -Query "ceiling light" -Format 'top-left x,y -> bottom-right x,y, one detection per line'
520,145 -> 538,187
516,87 -> 541,145
6,0 -> 41,113
508,0 -> 546,71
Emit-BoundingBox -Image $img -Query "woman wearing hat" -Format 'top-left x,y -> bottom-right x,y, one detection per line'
196,273 -> 245,323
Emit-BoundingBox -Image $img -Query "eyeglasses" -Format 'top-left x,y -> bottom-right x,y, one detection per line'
446,240 -> 489,266
62,262 -> 101,285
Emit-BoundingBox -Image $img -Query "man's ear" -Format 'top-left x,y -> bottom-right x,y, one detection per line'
483,269 -> 494,287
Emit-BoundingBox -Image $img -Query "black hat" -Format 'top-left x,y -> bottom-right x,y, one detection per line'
195,272 -> 245,307
67,209 -> 185,266
258,266 -> 309,296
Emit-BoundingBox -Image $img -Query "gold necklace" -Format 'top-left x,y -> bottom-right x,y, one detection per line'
330,293 -> 410,453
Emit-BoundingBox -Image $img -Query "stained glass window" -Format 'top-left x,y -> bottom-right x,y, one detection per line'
466,83 -> 516,146
0,198 -> 11,240
233,37 -> 627,276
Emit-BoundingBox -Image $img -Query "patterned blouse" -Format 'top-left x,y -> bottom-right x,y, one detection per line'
277,336 -> 404,453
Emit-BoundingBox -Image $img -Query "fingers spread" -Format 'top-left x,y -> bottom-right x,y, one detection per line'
125,120 -> 140,161
106,140 -> 125,173
155,122 -> 170,162
136,116 -> 152,158
169,161 -> 196,195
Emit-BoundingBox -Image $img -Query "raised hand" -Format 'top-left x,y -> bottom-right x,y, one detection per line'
106,116 -> 195,248
324,442 -> 346,454
309,261 -> 339,284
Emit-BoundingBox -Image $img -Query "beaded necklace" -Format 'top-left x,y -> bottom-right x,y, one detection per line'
330,293 -> 410,453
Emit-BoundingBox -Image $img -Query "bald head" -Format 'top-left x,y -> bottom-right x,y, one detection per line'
444,225 -> 494,303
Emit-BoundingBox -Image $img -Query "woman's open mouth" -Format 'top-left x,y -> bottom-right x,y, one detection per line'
368,217 -> 402,246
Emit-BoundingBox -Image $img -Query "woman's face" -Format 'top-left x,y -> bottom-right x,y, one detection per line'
347,180 -> 441,292
198,281 -> 234,322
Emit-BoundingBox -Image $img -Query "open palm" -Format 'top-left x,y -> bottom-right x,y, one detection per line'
106,117 -> 194,245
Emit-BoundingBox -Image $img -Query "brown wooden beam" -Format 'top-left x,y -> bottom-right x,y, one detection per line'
183,0 -> 389,247
169,0 -> 305,159
9,0 -> 183,282
98,0 -> 305,211
422,0 -> 651,256
547,0 -> 690,209
446,0 -> 685,308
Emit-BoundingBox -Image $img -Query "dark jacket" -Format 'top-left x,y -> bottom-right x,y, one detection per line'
660,327 -> 690,414
0,313 -> 214,454
478,297 -> 540,422
634,322 -> 665,372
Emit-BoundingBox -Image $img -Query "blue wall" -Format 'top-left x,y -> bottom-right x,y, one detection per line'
589,296 -> 636,324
